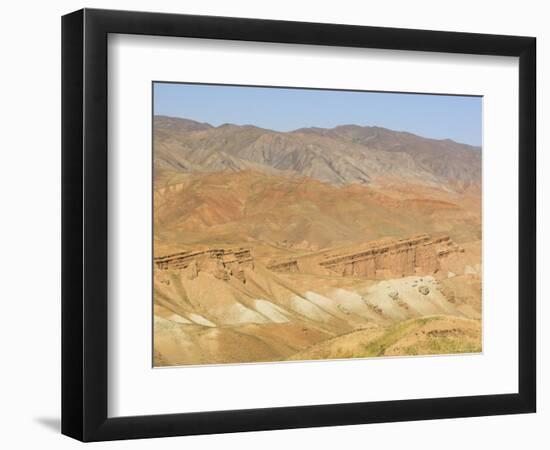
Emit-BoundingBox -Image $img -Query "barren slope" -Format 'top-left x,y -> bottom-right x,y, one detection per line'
154,170 -> 481,253
154,116 -> 481,189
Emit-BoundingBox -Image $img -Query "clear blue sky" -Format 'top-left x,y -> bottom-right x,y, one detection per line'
153,82 -> 482,146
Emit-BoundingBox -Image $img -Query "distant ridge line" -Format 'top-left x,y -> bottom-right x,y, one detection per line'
154,114 -> 481,149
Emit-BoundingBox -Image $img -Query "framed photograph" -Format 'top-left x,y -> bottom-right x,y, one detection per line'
61,8 -> 536,442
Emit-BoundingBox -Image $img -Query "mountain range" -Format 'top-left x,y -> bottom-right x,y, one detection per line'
154,115 -> 481,189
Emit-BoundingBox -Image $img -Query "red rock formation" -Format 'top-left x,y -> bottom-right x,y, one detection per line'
154,248 -> 254,282
319,234 -> 462,279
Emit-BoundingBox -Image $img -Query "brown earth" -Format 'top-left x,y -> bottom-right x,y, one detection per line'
153,237 -> 482,366
153,170 -> 481,255
152,117 -> 482,366
154,115 -> 481,188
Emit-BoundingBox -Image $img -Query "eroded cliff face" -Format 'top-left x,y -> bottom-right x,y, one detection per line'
154,234 -> 465,283
154,248 -> 254,282
267,260 -> 300,273
319,234 -> 463,278
267,234 -> 464,279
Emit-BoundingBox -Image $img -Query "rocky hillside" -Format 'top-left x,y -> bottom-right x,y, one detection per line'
153,170 -> 482,252
153,239 -> 482,366
154,115 -> 481,189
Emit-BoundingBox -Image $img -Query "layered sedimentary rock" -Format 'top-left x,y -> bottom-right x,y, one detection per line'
154,234 -> 464,283
319,234 -> 463,279
267,260 -> 300,273
154,248 -> 254,282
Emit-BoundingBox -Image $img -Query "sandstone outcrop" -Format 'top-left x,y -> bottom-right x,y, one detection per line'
318,234 -> 463,279
154,248 -> 254,282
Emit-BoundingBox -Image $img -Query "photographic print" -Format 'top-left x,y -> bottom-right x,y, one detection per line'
152,82 -> 482,367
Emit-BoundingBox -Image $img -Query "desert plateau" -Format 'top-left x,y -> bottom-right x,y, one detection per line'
152,113 -> 482,367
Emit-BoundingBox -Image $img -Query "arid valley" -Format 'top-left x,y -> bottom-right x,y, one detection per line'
153,115 -> 482,366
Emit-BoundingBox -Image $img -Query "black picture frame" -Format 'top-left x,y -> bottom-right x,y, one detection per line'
61,8 -> 536,442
